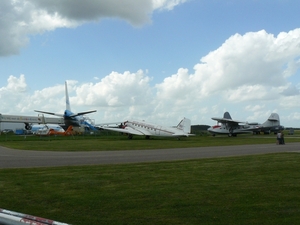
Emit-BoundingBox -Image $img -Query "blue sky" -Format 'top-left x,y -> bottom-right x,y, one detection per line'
0,0 -> 300,128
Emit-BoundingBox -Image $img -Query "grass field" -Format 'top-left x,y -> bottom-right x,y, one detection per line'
0,131 -> 300,151
1,132 -> 300,224
1,153 -> 300,225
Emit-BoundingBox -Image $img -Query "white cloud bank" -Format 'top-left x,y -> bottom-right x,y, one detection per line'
0,0 -> 187,56
1,29 -> 300,127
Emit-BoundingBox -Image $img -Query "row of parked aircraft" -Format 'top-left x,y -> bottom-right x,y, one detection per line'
0,82 -> 283,138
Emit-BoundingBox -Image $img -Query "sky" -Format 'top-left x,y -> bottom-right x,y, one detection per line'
0,0 -> 300,128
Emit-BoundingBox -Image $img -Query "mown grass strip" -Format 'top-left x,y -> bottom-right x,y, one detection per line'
1,133 -> 300,151
1,153 -> 300,225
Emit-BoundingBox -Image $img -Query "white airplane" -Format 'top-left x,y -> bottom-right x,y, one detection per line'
207,112 -> 256,137
34,81 -> 98,131
101,117 -> 194,139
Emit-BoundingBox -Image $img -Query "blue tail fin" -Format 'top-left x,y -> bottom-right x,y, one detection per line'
65,81 -> 71,112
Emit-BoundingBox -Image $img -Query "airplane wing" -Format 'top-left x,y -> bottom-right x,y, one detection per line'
72,110 -> 97,117
0,113 -> 64,125
102,127 -> 149,136
211,117 -> 245,125
95,122 -> 123,127
172,133 -> 195,137
35,110 -> 96,118
34,110 -> 64,117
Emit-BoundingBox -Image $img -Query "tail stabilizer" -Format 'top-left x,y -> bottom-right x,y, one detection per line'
176,118 -> 191,134
262,113 -> 280,127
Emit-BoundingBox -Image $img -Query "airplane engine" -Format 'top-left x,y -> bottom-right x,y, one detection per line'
25,123 -> 32,130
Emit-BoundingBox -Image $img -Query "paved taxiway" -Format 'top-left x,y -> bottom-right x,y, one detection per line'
1,143 -> 299,168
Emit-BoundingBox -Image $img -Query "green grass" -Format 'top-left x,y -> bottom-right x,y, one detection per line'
1,153 -> 300,225
1,132 -> 300,224
1,132 -> 300,151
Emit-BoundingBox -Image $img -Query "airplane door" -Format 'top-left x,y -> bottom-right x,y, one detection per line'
155,126 -> 161,135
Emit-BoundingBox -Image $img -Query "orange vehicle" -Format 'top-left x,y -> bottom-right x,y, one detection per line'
35,125 -> 73,136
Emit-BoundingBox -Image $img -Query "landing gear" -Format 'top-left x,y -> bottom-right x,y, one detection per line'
25,123 -> 32,130
128,134 -> 133,139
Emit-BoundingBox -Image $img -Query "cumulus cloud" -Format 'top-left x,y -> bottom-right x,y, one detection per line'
0,0 -> 77,56
152,0 -> 188,10
73,70 -> 153,108
280,84 -> 300,96
156,29 -> 300,103
0,0 -> 185,56
152,29 -> 300,124
0,75 -> 29,113
1,29 -> 300,126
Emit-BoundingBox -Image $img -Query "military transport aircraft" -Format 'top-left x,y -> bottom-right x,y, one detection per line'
250,113 -> 283,134
101,117 -> 194,139
207,112 -> 283,137
207,112 -> 252,137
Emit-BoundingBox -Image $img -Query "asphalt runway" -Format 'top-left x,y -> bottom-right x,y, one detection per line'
0,143 -> 299,168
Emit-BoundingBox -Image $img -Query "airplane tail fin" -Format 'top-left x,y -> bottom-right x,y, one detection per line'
176,118 -> 191,134
65,81 -> 71,112
262,113 -> 280,127
223,112 -> 232,119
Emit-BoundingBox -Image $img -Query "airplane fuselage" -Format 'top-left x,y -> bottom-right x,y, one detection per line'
207,124 -> 254,136
124,120 -> 186,137
102,118 -> 193,139
63,115 -> 83,127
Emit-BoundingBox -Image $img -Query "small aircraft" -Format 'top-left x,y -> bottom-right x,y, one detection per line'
101,117 -> 194,139
35,125 -> 73,136
34,81 -> 97,132
207,112 -> 256,137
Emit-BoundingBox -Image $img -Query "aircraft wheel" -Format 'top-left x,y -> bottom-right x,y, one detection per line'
25,123 -> 32,130
128,134 -> 133,139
